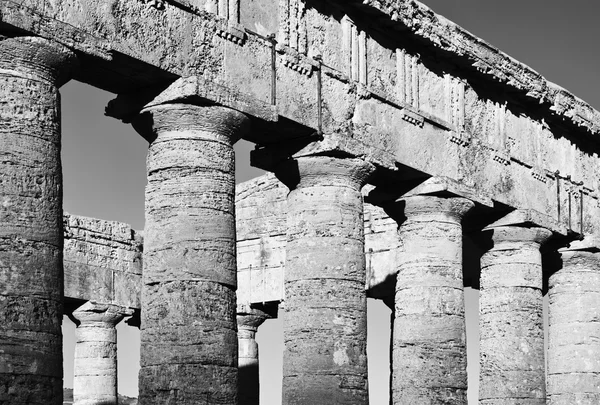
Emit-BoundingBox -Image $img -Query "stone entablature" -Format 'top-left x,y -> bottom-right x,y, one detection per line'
63,214 -> 143,309
3,0 -> 600,238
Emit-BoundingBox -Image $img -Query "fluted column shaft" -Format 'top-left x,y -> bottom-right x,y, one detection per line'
548,249 -> 600,404
0,36 -> 76,405
237,310 -> 270,405
135,104 -> 249,404
392,196 -> 473,404
479,226 -> 551,405
72,302 -> 133,405
279,156 -> 374,405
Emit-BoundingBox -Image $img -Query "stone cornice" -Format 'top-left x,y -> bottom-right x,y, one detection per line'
339,0 -> 600,138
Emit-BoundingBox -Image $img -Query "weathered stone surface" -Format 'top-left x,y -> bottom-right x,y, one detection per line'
71,301 -> 133,405
391,196 -> 473,404
135,103 -> 249,404
479,225 -> 552,405
7,0 -> 600,143
63,214 -> 143,308
5,0 -> 600,237
277,155 -> 374,405
343,0 -> 600,135
0,35 -> 76,405
237,308 -> 270,405
4,0 -> 600,400
547,249 -> 600,404
363,199 -> 401,299
234,173 -> 483,305
235,174 -> 287,306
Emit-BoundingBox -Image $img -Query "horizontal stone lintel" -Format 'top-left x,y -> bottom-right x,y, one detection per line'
3,0 -> 598,236
6,0 -> 596,141
64,214 -> 142,309
0,0 -> 112,60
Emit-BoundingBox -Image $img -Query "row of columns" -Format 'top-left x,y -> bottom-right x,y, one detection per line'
133,91 -> 600,405
1,33 -> 600,405
66,301 -> 269,405
390,199 -> 600,405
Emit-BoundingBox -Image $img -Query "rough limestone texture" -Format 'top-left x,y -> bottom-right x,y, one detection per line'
7,0 -> 600,239
392,196 -> 474,404
547,249 -> 600,405
0,36 -> 76,405
236,174 -> 288,306
479,226 -> 552,405
234,173 -> 402,304
136,103 -> 249,404
237,308 -> 270,405
63,214 -> 143,308
278,156 -> 374,405
71,301 -> 133,405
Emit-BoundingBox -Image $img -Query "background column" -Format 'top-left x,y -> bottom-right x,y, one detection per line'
278,155 -> 374,405
547,246 -> 600,404
479,226 -> 551,405
134,104 -> 249,404
391,196 -> 473,404
0,36 -> 76,405
72,301 -> 133,405
237,308 -> 270,405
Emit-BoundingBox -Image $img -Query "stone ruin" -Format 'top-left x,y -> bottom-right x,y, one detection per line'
1,0 -> 600,404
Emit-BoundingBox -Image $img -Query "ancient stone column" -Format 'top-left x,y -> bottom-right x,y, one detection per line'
278,155 -> 375,405
237,308 -> 270,405
479,226 -> 552,405
391,196 -> 474,404
134,103 -> 249,404
0,36 -> 76,405
72,301 -> 133,405
547,246 -> 600,404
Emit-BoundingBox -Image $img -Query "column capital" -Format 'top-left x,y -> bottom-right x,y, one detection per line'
559,234 -> 600,254
485,208 -> 567,236
275,155 -> 375,191
237,308 -> 271,333
72,301 -> 134,327
398,195 -> 475,221
132,103 -> 250,143
558,249 -> 600,269
484,225 -> 552,248
0,36 -> 77,85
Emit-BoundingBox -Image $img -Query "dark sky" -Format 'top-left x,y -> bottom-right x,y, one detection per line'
421,0 -> 600,109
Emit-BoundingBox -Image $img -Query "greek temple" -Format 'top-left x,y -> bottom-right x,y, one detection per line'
1,0 -> 599,404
